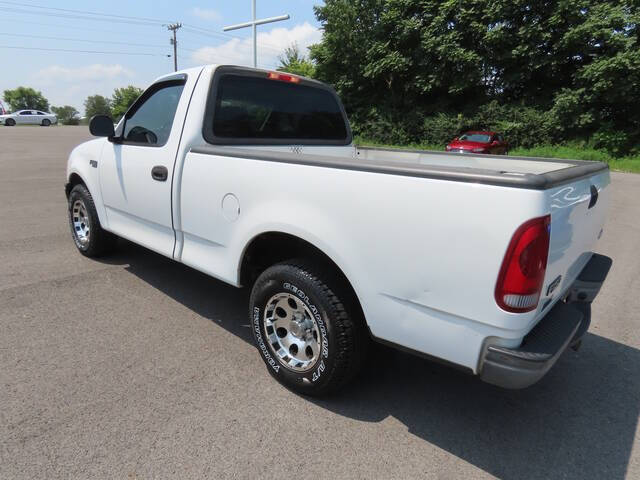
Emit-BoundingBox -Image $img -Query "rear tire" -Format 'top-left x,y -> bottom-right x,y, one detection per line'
5,118 -> 15,126
249,260 -> 368,396
67,184 -> 117,257
41,119 -> 51,126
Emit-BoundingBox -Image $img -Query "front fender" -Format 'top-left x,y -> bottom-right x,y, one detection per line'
66,138 -> 108,226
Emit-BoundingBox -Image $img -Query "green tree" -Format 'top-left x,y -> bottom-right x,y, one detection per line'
310,1 -> 488,117
3,86 -> 50,111
310,0 -> 640,153
277,43 -> 316,78
84,94 -> 112,119
111,86 -> 143,121
548,2 -> 640,153
51,105 -> 80,125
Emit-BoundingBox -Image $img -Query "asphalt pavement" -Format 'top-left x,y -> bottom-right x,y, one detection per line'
1,126 -> 639,479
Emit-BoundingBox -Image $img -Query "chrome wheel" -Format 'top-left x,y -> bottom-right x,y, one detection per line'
264,292 -> 321,372
71,199 -> 90,245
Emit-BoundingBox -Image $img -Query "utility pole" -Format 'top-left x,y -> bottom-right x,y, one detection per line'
167,22 -> 182,72
223,0 -> 289,68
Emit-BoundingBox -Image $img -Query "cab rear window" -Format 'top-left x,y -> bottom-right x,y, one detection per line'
207,73 -> 349,144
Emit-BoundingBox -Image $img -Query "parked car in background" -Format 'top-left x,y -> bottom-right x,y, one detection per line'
0,110 -> 57,126
446,131 -> 508,154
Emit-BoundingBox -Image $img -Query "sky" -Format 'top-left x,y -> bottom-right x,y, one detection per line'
0,1 -> 323,113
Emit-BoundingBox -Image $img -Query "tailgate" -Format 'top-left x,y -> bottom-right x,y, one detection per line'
540,169 -> 611,313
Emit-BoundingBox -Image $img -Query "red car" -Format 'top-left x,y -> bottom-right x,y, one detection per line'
446,131 -> 509,155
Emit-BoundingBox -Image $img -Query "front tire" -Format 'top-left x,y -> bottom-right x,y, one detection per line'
41,119 -> 51,126
67,184 -> 117,257
249,260 -> 368,396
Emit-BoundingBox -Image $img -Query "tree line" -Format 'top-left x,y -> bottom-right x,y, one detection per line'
281,0 -> 639,156
5,0 -> 636,156
1,86 -> 143,125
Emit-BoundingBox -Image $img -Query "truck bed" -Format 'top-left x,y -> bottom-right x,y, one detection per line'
191,145 -> 608,190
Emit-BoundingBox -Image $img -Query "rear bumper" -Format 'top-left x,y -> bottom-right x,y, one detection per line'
479,253 -> 612,389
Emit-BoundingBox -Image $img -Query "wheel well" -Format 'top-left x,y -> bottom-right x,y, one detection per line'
239,232 -> 364,318
65,173 -> 86,198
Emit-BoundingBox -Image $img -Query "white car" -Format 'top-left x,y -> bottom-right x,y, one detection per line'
64,65 -> 611,396
0,109 -> 57,126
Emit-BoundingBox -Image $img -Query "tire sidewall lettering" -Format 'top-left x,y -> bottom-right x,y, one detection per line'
252,306 -> 280,373
252,279 -> 332,385
282,282 -> 329,383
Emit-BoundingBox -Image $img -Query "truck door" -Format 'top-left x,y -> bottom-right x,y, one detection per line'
98,78 -> 187,258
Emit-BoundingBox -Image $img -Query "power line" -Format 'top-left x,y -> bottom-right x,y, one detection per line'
1,18 -> 204,51
0,17 -> 161,36
0,0 -> 168,24
0,12 -> 286,57
0,6 -> 162,27
0,26 -> 254,61
0,1 -> 286,68
0,0 -> 292,54
0,32 -> 170,49
0,45 -> 171,57
0,1 -> 289,55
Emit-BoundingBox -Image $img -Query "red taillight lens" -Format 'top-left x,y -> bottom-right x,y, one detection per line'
495,215 -> 551,313
267,72 -> 300,83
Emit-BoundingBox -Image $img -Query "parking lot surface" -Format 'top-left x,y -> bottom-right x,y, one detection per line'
1,126 -> 639,479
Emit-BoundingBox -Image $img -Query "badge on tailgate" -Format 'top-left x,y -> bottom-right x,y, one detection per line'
547,275 -> 562,296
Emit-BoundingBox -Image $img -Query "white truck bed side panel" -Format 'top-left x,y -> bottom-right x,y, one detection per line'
179,152 -> 549,371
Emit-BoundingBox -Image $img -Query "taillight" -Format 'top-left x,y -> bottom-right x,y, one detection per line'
495,215 -> 551,313
267,71 -> 300,83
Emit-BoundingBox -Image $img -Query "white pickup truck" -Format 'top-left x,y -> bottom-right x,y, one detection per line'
65,65 -> 611,395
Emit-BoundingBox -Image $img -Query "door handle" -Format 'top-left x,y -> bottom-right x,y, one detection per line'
151,165 -> 168,182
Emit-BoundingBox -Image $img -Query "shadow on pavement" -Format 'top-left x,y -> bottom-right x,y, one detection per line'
100,240 -> 639,480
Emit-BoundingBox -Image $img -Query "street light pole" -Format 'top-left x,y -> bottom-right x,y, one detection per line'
223,1 -> 289,68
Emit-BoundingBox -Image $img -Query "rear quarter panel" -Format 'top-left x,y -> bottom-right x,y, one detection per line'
178,152 -> 551,371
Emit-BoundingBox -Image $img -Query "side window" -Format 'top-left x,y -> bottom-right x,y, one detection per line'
37,112 -> 45,115
123,81 -> 185,146
20,111 -> 32,115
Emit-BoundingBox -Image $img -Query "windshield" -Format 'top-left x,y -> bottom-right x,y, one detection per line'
458,133 -> 491,143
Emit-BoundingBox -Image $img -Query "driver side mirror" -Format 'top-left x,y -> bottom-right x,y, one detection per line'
491,140 -> 499,146
89,115 -> 115,138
